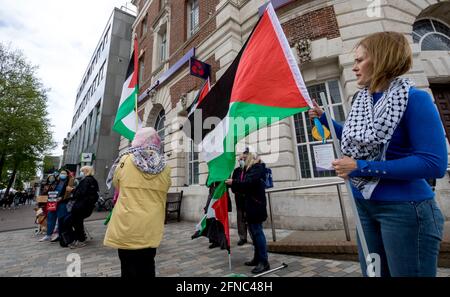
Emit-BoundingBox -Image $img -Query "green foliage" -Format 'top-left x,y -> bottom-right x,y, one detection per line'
0,42 -> 55,190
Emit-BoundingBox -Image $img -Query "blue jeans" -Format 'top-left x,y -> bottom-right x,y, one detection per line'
248,223 -> 268,265
46,201 -> 69,236
355,198 -> 444,277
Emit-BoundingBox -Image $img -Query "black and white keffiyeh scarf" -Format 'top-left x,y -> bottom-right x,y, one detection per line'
106,144 -> 166,189
341,77 -> 414,199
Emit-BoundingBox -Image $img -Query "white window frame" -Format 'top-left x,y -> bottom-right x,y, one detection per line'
187,139 -> 199,185
155,109 -> 166,149
159,30 -> 167,63
293,79 -> 347,179
187,0 -> 199,38
413,18 -> 450,51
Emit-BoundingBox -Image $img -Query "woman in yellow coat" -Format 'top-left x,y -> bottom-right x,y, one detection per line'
104,127 -> 171,277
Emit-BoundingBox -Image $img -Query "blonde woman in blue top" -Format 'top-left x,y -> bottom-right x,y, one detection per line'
309,32 -> 447,277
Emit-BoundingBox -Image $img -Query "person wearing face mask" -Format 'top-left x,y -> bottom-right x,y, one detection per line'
230,150 -> 249,246
226,149 -> 270,274
39,169 -> 74,242
65,166 -> 99,249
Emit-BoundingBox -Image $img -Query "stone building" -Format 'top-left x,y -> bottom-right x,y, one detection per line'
128,0 -> 450,230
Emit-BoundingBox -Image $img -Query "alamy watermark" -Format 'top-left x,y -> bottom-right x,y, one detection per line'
170,110 -> 283,163
66,253 -> 81,277
366,253 -> 381,277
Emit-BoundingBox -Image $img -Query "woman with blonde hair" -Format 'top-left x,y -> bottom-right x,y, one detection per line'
226,148 -> 270,274
66,165 -> 99,248
104,127 -> 171,277
309,32 -> 447,276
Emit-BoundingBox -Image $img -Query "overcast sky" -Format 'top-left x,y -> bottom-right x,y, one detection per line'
0,0 -> 135,156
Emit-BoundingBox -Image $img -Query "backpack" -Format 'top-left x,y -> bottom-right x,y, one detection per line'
263,167 -> 273,189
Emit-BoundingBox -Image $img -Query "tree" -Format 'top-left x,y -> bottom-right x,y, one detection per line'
0,42 -> 54,196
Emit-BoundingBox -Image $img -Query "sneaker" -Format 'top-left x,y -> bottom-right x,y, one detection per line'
69,241 -> 87,249
237,239 -> 247,246
68,241 -> 78,249
76,241 -> 87,248
50,234 -> 60,242
39,235 -> 51,242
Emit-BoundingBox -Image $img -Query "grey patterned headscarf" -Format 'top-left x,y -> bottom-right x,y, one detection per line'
106,144 -> 166,189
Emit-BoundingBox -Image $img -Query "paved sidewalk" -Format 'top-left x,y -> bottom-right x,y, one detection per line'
0,204 -> 109,232
1,220 -> 450,277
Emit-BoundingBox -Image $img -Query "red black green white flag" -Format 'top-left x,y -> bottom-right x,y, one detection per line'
113,38 -> 139,140
190,3 -> 312,250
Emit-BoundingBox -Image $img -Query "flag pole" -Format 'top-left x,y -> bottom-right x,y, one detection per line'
135,90 -> 139,132
227,193 -> 232,271
134,36 -> 139,133
320,92 -> 375,277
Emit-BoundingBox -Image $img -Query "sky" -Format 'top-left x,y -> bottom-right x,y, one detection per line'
0,0 -> 136,156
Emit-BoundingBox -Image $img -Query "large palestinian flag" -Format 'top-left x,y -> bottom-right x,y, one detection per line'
190,3 -> 312,250
113,38 -> 139,140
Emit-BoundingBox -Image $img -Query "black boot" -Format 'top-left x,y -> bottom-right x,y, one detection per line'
244,259 -> 258,266
209,242 -> 219,249
237,239 -> 247,246
251,262 -> 270,274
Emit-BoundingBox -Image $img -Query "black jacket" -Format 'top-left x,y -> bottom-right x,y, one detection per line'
231,162 -> 267,224
231,166 -> 246,210
71,176 -> 99,218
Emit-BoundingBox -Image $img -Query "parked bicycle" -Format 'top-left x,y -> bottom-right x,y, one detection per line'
95,195 -> 113,212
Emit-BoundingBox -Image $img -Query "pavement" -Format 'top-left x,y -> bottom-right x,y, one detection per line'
267,222 -> 450,267
1,220 -> 450,277
0,204 -> 109,232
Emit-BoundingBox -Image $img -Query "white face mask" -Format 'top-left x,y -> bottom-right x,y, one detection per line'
239,160 -> 245,168
80,172 -> 85,177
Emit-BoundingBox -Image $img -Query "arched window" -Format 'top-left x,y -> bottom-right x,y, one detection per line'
154,109 -> 166,145
413,19 -> 450,51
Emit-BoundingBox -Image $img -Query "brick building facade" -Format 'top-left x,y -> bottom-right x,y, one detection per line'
125,0 -> 450,231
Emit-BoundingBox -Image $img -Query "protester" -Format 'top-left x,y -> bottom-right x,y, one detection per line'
66,166 -> 99,249
104,127 -> 171,277
309,32 -> 447,277
231,151 -> 249,246
39,169 -> 74,242
226,150 -> 270,274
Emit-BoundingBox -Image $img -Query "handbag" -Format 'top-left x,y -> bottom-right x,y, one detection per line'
47,201 -> 57,212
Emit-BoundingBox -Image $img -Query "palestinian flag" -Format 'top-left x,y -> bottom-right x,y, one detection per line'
113,38 -> 139,140
189,3 -> 312,249
191,182 -> 230,251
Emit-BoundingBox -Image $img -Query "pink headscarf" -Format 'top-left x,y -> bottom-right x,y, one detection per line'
131,127 -> 161,149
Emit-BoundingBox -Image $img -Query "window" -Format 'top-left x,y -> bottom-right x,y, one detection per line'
413,19 -> 450,51
104,26 -> 110,46
83,117 -> 90,150
160,0 -> 165,10
188,139 -> 199,185
155,109 -> 166,145
88,111 -> 95,145
293,80 -> 346,179
94,103 -> 101,143
141,15 -> 148,37
99,62 -> 105,81
160,30 -> 167,63
139,56 -> 145,86
187,0 -> 199,38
